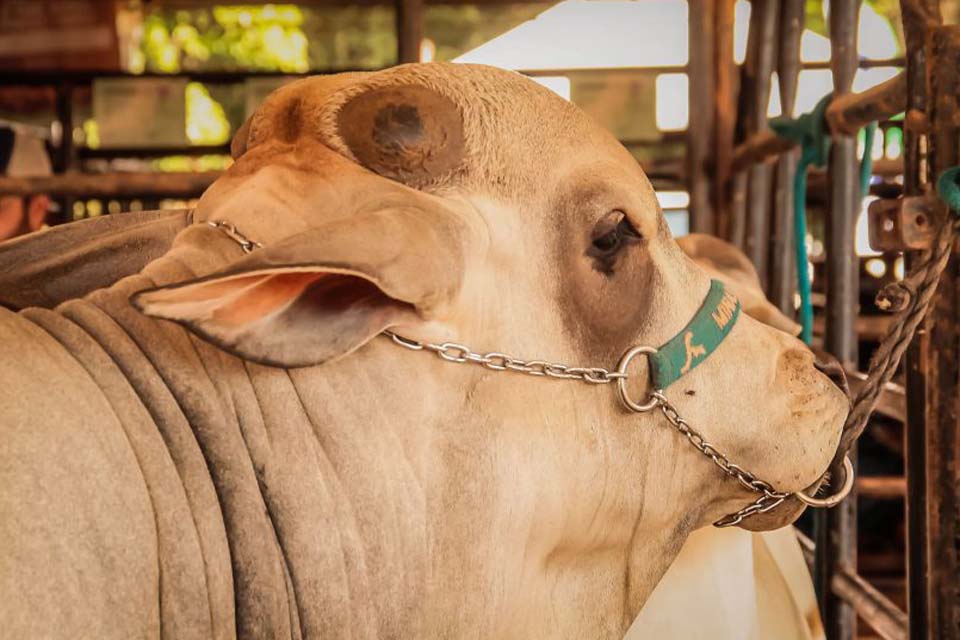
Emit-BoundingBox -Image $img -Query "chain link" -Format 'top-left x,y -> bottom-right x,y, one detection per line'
206,219 -> 809,527
649,392 -> 790,527
207,220 -> 263,254
384,330 -> 627,384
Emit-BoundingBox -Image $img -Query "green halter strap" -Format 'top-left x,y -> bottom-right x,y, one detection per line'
649,279 -> 741,390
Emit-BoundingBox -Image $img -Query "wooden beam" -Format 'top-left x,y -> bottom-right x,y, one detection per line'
687,0 -> 716,234
797,531 -> 908,640
0,172 -> 220,198
832,563 -> 909,640
857,476 -> 906,499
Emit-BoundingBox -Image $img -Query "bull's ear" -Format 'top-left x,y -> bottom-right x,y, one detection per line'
337,84 -> 465,187
130,209 -> 469,367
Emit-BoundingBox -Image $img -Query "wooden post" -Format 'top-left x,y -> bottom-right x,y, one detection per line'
743,0 -> 779,289
688,0 -> 716,234
713,0 -> 736,238
395,0 -> 423,64
816,1 -> 861,639
54,81 -> 75,225
769,0 -> 804,314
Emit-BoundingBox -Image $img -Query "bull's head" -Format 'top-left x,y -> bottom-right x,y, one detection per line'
133,63 -> 848,616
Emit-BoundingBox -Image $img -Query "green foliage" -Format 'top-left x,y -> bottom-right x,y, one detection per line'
804,0 -> 827,38
139,3 -> 401,73
141,5 -> 309,73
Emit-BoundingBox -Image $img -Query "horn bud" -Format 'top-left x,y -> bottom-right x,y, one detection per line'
337,85 -> 464,186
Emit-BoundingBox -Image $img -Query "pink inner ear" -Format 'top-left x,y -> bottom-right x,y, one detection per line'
141,269 -> 407,329
208,271 -> 407,328
216,272 -> 325,325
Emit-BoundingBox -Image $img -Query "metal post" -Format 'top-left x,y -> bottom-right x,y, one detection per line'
816,2 -> 861,639
395,0 -> 423,64
688,0 -> 716,234
743,0 -> 779,289
769,0 -> 804,313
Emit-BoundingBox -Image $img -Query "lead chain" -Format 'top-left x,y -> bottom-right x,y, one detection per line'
651,392 -> 790,527
384,330 -> 627,384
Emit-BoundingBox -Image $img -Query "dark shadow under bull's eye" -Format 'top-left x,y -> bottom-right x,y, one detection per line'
588,211 -> 641,260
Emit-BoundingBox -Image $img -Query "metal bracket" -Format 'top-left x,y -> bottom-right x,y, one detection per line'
867,195 -> 938,252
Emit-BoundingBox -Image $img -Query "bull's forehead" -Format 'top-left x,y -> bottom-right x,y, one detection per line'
247,63 -> 646,201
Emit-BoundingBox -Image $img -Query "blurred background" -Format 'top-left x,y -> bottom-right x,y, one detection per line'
0,0 -> 947,232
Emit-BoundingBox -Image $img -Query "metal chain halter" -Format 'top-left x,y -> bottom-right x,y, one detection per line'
205,219 -> 852,527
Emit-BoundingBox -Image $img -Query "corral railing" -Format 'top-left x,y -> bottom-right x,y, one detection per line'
687,1 -> 959,638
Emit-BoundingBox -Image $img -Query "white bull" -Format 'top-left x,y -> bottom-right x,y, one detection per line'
0,63 -> 846,638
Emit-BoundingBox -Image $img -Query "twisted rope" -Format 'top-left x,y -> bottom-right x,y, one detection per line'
830,167 -> 960,475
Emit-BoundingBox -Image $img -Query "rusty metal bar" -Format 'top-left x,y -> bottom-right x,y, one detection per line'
769,0 -> 805,314
827,73 -> 908,136
687,0 -> 716,234
731,130 -> 797,174
815,2 -> 862,639
0,172 -> 220,198
832,563 -> 909,640
395,0 -> 423,64
743,0 -> 779,289
918,23 -> 960,640
731,71 -> 907,173
900,3 -> 943,639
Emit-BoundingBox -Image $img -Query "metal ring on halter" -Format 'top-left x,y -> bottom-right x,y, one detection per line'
615,345 -> 660,412
793,455 -> 855,508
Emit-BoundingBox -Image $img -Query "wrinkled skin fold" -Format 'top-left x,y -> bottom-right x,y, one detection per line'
0,63 -> 848,639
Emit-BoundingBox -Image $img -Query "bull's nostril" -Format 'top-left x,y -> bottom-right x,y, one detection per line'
813,353 -> 850,397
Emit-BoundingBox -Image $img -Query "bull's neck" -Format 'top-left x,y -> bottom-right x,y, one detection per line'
63,233 -> 693,637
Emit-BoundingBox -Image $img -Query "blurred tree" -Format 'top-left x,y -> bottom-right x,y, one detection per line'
138,4 -> 397,73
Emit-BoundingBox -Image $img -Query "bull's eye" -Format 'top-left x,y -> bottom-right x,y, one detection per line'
588,211 -> 641,261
